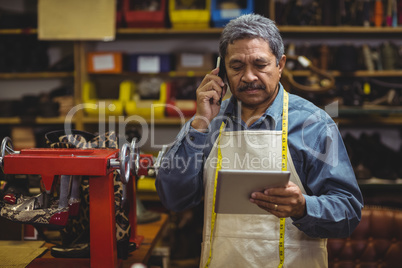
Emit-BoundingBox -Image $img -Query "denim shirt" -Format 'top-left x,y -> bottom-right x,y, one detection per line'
156,83 -> 363,238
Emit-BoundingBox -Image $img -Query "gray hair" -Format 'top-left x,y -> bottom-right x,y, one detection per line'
219,14 -> 284,66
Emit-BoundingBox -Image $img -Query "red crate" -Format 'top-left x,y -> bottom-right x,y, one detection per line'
123,0 -> 166,28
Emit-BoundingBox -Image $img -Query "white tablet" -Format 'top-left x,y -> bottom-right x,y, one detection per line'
215,169 -> 291,214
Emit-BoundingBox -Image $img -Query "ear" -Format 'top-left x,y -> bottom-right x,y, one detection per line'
278,55 -> 286,78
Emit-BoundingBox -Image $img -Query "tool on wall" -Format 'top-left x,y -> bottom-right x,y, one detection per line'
281,55 -> 336,93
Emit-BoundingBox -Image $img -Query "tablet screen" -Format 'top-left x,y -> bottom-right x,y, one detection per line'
215,170 -> 290,214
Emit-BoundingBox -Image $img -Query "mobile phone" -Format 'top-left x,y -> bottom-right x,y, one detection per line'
216,56 -> 226,104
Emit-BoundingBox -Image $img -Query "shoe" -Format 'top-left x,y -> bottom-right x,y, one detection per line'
0,193 -> 69,228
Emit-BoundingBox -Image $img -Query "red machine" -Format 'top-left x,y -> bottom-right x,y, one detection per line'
0,137 -> 153,268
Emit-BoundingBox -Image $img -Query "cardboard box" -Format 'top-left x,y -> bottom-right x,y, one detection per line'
38,0 -> 115,41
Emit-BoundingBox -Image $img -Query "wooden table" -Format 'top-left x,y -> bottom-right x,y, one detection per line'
28,213 -> 169,268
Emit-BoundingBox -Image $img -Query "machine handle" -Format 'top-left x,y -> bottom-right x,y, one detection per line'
119,143 -> 131,184
0,137 -> 19,171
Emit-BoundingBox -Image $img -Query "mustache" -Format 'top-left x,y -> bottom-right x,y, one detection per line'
237,82 -> 266,92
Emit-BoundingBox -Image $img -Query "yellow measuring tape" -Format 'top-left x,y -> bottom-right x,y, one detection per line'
205,122 -> 226,267
205,90 -> 289,267
279,90 -> 289,268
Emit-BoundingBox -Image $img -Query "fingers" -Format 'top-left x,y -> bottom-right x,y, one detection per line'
192,68 -> 227,126
196,77 -> 225,106
197,88 -> 221,105
250,194 -> 288,217
199,68 -> 225,88
249,182 -> 306,218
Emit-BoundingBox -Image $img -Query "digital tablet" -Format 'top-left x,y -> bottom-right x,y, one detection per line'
215,169 -> 290,214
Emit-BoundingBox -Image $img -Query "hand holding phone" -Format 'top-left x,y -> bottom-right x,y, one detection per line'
191,57 -> 226,131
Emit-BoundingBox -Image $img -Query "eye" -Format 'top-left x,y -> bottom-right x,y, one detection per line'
230,64 -> 243,71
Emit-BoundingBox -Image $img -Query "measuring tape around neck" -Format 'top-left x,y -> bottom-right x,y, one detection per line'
205,90 -> 289,267
205,121 -> 226,267
278,90 -> 289,268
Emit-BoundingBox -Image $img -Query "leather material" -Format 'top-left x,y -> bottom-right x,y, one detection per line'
328,206 -> 402,268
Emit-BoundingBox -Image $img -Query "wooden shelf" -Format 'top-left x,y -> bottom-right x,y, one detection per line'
0,72 -> 74,79
0,117 -> 20,124
35,116 -> 73,124
0,116 -> 75,125
278,26 -> 402,33
115,26 -> 402,35
335,116 -> 402,126
2,26 -> 401,36
117,27 -> 223,35
0,28 -> 37,35
89,70 -> 208,78
339,105 -> 402,115
291,70 -> 402,77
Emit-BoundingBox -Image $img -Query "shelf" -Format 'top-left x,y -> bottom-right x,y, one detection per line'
0,116 -> 75,124
35,116 -> 73,124
278,26 -> 402,33
117,27 -> 223,35
339,105 -> 402,116
0,72 -> 74,79
115,26 -> 402,35
0,28 -> 37,35
291,70 -> 402,77
0,117 -> 20,124
2,26 -> 402,36
89,70 -> 208,78
358,178 -> 402,185
335,116 -> 402,126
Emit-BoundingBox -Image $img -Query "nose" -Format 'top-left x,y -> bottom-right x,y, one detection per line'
241,66 -> 258,83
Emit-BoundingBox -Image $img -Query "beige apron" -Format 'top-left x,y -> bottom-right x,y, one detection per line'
200,102 -> 327,268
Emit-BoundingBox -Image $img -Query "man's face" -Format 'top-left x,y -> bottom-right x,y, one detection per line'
225,38 -> 286,110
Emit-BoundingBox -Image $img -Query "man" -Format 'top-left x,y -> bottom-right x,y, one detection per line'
156,14 -> 363,267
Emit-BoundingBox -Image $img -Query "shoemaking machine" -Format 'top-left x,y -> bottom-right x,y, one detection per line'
0,136 -> 155,268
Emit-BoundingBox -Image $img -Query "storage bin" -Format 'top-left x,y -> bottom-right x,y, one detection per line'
169,0 -> 211,29
127,54 -> 171,73
175,52 -> 214,72
82,80 -> 131,116
123,80 -> 167,119
165,81 -> 197,118
123,0 -> 166,28
116,0 -> 124,27
211,0 -> 254,27
87,52 -> 123,74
